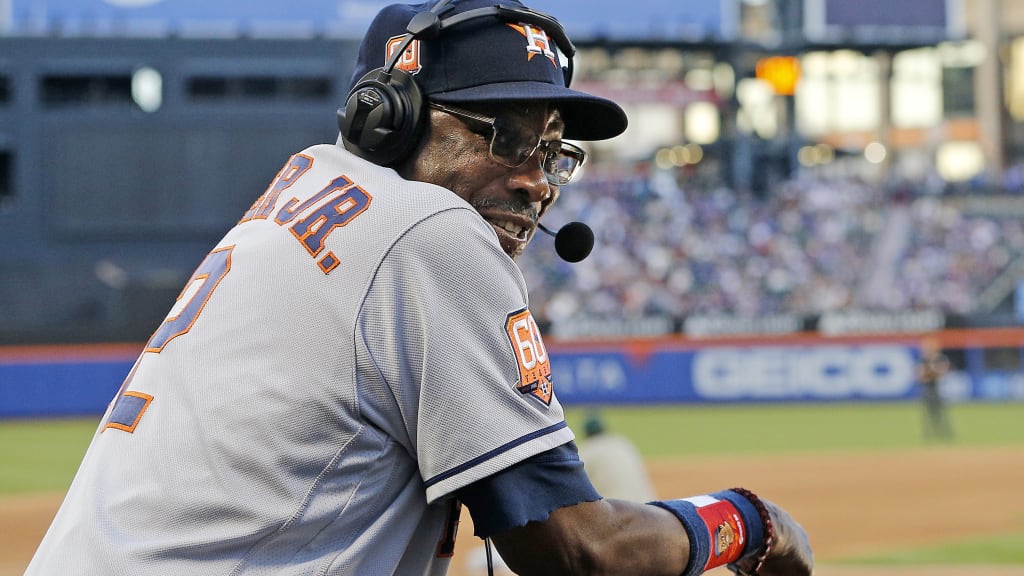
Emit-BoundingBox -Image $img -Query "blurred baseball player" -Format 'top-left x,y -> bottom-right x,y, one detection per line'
917,336 -> 954,441
28,1 -> 813,575
577,411 -> 657,502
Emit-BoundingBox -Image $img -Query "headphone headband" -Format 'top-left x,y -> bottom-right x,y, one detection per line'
383,3 -> 574,86
380,0 -> 454,78
339,0 -> 576,166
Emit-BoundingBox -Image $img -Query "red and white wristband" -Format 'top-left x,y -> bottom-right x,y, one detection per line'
649,488 -> 773,576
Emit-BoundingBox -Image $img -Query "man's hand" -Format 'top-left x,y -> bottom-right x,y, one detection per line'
730,499 -> 813,576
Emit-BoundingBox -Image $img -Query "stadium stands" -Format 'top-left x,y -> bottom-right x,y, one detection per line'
521,160 -> 1024,337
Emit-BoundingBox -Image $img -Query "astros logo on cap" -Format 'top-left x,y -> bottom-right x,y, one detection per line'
386,35 -> 422,74
507,23 -> 557,68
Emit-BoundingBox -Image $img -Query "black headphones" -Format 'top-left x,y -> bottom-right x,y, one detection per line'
337,0 -> 577,166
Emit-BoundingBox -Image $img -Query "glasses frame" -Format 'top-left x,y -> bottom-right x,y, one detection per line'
428,102 -> 586,186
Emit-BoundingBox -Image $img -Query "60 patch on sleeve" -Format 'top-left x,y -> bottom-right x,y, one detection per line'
505,308 -> 553,406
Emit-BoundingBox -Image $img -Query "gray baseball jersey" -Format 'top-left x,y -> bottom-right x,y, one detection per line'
27,142 -> 573,575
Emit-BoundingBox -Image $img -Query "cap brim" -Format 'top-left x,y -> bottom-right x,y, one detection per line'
429,81 -> 627,141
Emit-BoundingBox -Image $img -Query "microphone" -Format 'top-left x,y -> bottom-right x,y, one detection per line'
537,221 -> 594,263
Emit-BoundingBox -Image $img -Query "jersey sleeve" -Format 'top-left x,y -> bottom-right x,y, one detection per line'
456,441 -> 601,537
357,206 -> 574,503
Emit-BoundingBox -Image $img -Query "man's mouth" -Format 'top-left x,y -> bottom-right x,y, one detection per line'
492,218 -> 529,241
472,202 -> 538,258
482,214 -> 535,258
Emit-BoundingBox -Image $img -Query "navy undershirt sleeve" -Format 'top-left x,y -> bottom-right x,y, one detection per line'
455,441 -> 602,538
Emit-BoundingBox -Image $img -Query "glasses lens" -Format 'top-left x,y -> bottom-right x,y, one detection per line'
544,141 -> 586,185
485,113 -> 587,185
490,117 -> 541,167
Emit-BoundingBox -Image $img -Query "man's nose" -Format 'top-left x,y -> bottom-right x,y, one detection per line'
507,151 -> 552,204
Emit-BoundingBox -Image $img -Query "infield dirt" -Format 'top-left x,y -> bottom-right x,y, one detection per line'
3,445 -> 1023,576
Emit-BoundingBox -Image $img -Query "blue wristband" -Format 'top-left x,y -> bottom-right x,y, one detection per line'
649,489 -> 766,576
648,498 -> 707,576
711,489 -> 765,558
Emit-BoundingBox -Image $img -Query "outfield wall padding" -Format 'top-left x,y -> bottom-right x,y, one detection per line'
3,331 -> 1024,418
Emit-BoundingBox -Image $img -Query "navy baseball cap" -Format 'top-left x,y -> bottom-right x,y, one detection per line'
348,0 -> 628,141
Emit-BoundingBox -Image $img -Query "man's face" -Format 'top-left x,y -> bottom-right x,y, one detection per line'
399,101 -> 564,260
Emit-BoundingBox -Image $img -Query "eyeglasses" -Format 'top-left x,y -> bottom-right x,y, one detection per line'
429,102 -> 586,186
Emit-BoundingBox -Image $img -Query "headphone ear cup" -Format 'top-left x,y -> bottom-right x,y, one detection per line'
337,68 -> 425,166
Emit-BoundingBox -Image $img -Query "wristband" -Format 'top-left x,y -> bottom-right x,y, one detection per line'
727,487 -> 775,576
649,489 -> 766,576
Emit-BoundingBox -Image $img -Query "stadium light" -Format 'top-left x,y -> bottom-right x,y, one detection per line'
132,67 -> 163,113
756,55 -> 801,96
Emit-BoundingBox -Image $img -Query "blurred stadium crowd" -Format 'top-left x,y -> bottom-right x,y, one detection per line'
521,159 -> 1024,333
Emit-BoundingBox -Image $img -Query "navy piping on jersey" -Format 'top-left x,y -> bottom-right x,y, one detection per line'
423,421 -> 569,488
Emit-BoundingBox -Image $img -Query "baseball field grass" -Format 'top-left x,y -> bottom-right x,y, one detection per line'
0,417 -> 98,493
3,401 -> 1024,574
563,401 -> 1024,457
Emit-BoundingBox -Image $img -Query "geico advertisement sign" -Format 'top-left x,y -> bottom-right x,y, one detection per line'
693,345 -> 916,399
